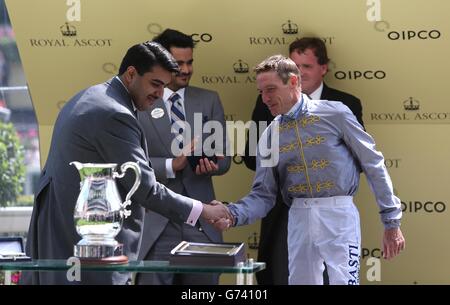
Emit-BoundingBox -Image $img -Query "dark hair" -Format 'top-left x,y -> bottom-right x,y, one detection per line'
153,28 -> 195,51
118,41 -> 179,75
289,37 -> 330,65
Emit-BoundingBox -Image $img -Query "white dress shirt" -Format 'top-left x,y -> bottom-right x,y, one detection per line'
308,82 -> 324,100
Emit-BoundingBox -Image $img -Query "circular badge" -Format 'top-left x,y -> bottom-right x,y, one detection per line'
151,108 -> 165,119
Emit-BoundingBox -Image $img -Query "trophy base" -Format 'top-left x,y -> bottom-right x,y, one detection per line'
79,255 -> 129,265
74,243 -> 124,259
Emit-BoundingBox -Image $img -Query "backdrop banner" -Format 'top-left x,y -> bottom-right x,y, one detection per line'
6,0 -> 449,284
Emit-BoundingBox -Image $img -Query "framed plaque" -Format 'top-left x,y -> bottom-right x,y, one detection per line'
169,241 -> 245,266
0,237 -> 31,262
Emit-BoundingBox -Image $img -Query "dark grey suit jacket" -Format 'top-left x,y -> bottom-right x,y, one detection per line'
22,77 -> 196,285
137,86 -> 231,260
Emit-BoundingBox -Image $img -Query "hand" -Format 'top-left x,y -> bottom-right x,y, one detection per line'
172,155 -> 188,172
172,138 -> 197,172
212,217 -> 233,231
383,227 -> 405,260
201,200 -> 233,225
195,155 -> 224,175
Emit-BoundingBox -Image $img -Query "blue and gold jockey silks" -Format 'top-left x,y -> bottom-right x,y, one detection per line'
229,94 -> 401,230
228,94 -> 402,284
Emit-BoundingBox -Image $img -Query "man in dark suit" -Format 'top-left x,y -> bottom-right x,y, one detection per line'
21,41 -> 230,285
136,29 -> 230,285
243,37 -> 364,285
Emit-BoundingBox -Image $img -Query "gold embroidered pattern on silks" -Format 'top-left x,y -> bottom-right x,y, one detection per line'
305,135 -> 326,146
287,160 -> 329,173
316,181 -> 335,192
287,164 -> 306,173
279,142 -> 297,153
288,183 -> 310,194
311,159 -> 330,170
300,115 -> 320,128
279,120 -> 297,132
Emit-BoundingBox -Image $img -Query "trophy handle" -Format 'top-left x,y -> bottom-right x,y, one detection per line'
114,162 -> 142,218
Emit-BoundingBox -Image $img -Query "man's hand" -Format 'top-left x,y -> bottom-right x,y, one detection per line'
172,155 -> 188,172
201,200 -> 233,230
212,217 -> 233,231
172,138 -> 197,172
195,155 -> 224,175
383,227 -> 405,259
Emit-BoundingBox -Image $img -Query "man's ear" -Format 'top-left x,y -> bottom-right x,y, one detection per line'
320,64 -> 328,77
290,74 -> 299,87
124,66 -> 137,83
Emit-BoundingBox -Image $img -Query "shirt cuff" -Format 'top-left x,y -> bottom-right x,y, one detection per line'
228,204 -> 239,226
185,199 -> 203,227
383,219 -> 401,230
165,158 -> 176,178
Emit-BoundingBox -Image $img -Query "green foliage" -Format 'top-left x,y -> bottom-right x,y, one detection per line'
0,121 -> 25,207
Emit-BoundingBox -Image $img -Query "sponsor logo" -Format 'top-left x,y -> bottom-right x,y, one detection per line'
334,70 -> 386,80
362,247 -> 383,259
200,59 -> 256,85
403,97 -> 419,111
370,97 -> 450,122
147,23 -> 163,35
372,21 -> 442,40
146,23 -> 213,43
233,60 -> 249,73
60,22 -> 77,36
401,201 -> 446,213
102,63 -> 118,74
282,20 -> 299,34
384,158 -> 401,169
348,244 -> 360,285
29,23 -> 112,48
248,19 -> 335,46
388,30 -> 441,40
191,33 -> 213,43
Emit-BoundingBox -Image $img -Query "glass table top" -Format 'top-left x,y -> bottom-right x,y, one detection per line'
0,259 -> 265,274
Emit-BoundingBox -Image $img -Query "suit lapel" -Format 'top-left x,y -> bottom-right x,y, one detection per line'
184,87 -> 204,142
320,83 -> 331,100
147,99 -> 174,154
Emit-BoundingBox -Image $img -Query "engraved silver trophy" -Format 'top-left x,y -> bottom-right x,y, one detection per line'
70,162 -> 141,261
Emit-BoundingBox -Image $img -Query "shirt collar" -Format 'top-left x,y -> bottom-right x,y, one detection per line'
115,76 -> 137,112
283,95 -> 304,120
163,87 -> 186,103
309,82 -> 324,100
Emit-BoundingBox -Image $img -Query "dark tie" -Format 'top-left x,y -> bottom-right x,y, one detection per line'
169,93 -> 185,149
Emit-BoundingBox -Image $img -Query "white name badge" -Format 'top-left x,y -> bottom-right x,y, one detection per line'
151,108 -> 165,119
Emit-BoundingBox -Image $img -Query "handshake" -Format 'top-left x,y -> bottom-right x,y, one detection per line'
201,200 -> 234,231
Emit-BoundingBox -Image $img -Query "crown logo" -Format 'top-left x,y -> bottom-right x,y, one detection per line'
60,22 -> 77,37
247,232 -> 259,250
282,20 -> 298,34
233,59 -> 249,73
403,97 -> 420,111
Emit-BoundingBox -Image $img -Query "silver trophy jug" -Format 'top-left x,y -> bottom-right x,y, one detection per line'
70,161 -> 141,260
